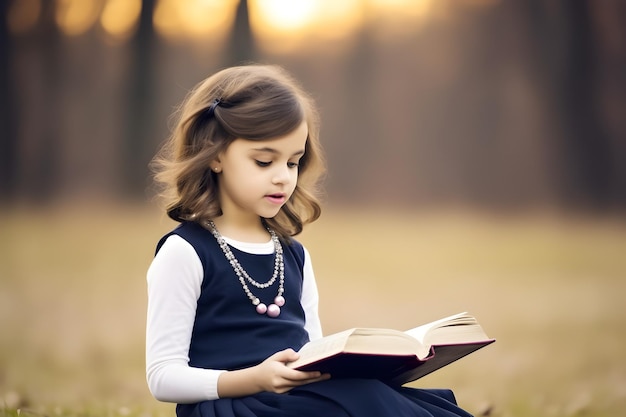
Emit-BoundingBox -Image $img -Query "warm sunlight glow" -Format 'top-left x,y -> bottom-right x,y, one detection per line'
7,0 -> 41,35
313,0 -> 363,40
249,0 -> 364,53
367,0 -> 435,38
100,0 -> 141,42
252,0 -> 317,32
369,0 -> 433,20
154,0 -> 239,42
55,0 -> 101,36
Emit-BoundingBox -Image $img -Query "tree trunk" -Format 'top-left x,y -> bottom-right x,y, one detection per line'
556,0 -> 613,209
0,0 -> 17,201
123,0 -> 157,196
226,0 -> 256,66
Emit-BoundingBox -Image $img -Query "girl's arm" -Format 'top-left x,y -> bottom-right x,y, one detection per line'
146,235 -> 327,403
146,235 -> 224,403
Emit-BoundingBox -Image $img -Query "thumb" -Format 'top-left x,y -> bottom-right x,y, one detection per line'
272,348 -> 300,363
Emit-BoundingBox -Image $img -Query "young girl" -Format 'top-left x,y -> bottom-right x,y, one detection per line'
146,64 -> 473,417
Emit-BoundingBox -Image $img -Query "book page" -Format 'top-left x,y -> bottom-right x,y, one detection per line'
292,327 -> 427,368
346,328 -> 428,358
291,328 -> 355,366
404,312 -> 471,342
405,312 -> 489,347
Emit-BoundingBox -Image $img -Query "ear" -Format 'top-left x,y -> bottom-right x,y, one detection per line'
210,158 -> 222,173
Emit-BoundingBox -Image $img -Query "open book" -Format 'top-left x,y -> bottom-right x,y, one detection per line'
288,312 -> 495,385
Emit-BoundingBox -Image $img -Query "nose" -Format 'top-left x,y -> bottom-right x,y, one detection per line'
272,164 -> 292,185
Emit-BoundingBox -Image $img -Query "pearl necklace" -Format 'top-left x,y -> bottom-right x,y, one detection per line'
206,220 -> 285,318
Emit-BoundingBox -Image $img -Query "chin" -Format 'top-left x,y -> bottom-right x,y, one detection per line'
259,209 -> 282,220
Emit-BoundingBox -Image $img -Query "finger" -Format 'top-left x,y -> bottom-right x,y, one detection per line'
281,369 -> 324,383
271,348 -> 299,363
306,373 -> 331,383
290,373 -> 331,387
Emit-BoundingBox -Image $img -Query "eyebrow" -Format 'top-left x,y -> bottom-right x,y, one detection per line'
252,147 -> 305,157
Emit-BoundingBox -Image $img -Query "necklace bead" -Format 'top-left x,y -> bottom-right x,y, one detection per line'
267,304 -> 281,318
207,220 -> 285,318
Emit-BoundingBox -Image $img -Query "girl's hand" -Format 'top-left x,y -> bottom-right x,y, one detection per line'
217,348 -> 330,398
253,348 -> 330,394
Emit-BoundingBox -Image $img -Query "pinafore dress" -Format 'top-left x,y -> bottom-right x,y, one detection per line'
157,222 -> 473,417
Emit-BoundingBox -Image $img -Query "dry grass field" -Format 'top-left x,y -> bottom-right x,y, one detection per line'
1,203 -> 625,417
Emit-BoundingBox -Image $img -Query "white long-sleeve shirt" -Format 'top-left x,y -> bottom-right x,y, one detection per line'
146,234 -> 323,403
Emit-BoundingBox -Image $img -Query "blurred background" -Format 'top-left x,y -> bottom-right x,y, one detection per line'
1,0 -> 625,416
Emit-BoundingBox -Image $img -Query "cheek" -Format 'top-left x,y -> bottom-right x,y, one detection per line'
222,170 -> 253,193
288,173 -> 299,191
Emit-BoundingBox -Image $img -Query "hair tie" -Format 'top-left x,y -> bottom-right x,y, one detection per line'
205,98 -> 221,119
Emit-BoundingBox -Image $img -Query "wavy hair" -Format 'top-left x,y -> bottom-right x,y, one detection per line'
151,65 -> 325,239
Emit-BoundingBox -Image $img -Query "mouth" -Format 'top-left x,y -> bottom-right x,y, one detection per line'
265,193 -> 286,205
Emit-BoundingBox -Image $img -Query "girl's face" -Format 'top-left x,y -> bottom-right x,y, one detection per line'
214,120 -> 308,223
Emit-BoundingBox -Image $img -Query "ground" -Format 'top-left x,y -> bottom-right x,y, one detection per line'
1,203 -> 625,417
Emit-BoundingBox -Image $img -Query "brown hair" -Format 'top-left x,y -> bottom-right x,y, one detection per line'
151,65 -> 325,239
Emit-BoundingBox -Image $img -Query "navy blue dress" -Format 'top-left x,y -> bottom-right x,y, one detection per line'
157,222 -> 473,417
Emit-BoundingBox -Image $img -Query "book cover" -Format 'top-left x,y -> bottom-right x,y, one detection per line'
289,312 -> 495,385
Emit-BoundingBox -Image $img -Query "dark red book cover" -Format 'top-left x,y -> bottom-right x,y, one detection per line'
294,340 -> 495,385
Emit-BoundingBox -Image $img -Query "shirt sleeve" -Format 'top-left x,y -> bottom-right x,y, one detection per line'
301,247 -> 323,341
146,235 -> 225,403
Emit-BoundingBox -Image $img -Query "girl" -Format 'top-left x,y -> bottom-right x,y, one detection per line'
146,64 -> 473,417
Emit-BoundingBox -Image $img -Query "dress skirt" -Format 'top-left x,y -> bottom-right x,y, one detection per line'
176,379 -> 474,417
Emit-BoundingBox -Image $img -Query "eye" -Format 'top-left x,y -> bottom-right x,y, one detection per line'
287,161 -> 300,169
255,160 -> 271,167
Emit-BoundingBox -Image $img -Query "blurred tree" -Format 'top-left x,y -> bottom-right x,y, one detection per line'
332,19 -> 380,201
525,0 -> 614,209
123,0 -> 157,196
27,0 -> 62,201
557,0 -> 614,209
2,0 -> 623,209
592,0 -> 626,207
225,0 -> 255,66
0,0 -> 17,201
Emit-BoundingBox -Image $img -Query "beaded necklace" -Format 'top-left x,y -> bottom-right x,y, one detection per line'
206,220 -> 285,318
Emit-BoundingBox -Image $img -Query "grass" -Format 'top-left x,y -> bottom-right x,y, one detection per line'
1,203 -> 625,416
